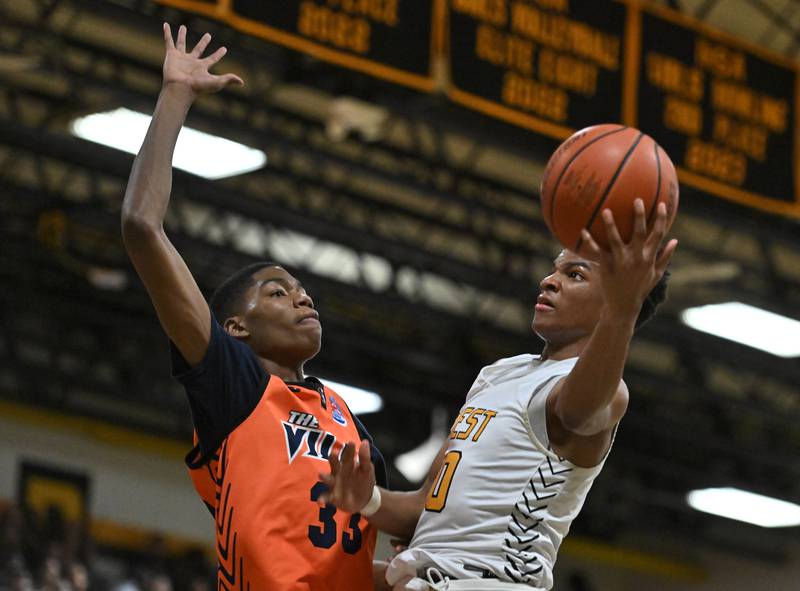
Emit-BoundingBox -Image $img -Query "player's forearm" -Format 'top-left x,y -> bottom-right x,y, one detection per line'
366,444 -> 448,538
366,488 -> 425,539
554,309 -> 635,432
373,561 -> 391,591
121,84 -> 194,233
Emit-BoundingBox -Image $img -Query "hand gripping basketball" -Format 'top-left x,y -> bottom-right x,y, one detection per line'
540,124 -> 679,251
579,198 -> 678,318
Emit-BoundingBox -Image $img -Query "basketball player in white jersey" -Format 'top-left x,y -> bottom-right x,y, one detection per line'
320,199 -> 678,590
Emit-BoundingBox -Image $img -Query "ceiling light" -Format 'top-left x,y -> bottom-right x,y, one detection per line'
321,378 -> 383,415
86,266 -> 128,291
681,302 -> 800,358
687,487 -> 800,528
70,108 -> 266,179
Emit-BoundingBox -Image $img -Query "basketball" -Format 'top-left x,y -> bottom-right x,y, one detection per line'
540,124 -> 679,251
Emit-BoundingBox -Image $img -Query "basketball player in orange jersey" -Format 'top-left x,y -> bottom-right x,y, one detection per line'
321,202 -> 678,590
121,24 -> 388,590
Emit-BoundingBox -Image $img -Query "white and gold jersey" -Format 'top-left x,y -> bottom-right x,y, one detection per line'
388,354 -> 611,591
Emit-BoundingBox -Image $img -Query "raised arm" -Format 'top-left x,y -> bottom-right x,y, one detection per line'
121,24 -> 243,366
319,440 -> 448,540
547,200 -> 677,464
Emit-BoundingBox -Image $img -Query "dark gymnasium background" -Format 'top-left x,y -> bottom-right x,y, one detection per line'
1,0 -> 799,590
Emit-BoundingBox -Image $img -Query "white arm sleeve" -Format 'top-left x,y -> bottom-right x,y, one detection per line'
527,375 -> 567,448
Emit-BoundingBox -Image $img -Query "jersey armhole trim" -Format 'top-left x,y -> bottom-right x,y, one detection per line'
185,444 -> 204,470
522,398 -> 563,465
523,375 -> 563,460
522,373 -> 606,474
599,421 -> 620,463
186,372 -> 271,467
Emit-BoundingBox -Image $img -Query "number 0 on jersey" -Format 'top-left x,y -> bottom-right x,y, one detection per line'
425,451 -> 462,512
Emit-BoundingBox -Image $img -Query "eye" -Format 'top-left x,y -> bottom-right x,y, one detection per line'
568,270 -> 584,280
270,289 -> 287,297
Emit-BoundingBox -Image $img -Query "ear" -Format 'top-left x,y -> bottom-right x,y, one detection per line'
223,316 -> 250,339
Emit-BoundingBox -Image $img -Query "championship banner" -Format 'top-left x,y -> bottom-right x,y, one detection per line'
447,0 -> 629,140
154,0 -> 800,217
633,3 -> 799,215
156,0 -> 222,18
157,0 -> 440,92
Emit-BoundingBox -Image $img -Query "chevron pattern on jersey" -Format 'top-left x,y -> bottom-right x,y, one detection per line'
199,450 -> 222,516
502,455 -> 573,584
214,440 -> 251,591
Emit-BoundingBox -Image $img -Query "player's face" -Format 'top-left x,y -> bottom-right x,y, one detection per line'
532,250 -> 604,345
238,266 -> 322,364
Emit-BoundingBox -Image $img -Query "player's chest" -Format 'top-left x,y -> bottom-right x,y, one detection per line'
447,384 -> 532,447
232,385 -> 359,468
279,405 -> 352,466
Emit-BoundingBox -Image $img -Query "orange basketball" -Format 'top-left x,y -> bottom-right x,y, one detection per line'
540,124 -> 679,251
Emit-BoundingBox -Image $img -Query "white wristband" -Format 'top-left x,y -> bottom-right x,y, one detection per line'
360,485 -> 382,517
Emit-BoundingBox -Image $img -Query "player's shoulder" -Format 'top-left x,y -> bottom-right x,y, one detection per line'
487,353 -> 579,374
487,353 -> 538,368
541,355 -> 580,372
615,378 -> 630,404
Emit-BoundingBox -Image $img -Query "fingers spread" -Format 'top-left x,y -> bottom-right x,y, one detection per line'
176,24 -> 187,52
191,32 -> 211,57
357,440 -> 371,470
645,202 -> 668,250
578,229 -> 603,262
220,73 -> 245,87
328,443 -> 342,475
633,198 -> 647,242
204,46 -> 228,66
163,23 -> 175,49
340,442 -> 356,472
655,238 -> 678,274
602,209 -> 625,251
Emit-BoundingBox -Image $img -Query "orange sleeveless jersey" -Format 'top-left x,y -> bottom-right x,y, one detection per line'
188,377 -> 377,591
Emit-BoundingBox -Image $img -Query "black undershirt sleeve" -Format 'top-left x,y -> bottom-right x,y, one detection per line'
170,312 -> 269,465
352,414 -> 389,489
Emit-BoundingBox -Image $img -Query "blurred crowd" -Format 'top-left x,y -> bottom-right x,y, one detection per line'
0,503 -> 214,591
0,502 -> 600,591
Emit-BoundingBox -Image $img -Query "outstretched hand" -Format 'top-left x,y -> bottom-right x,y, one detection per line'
579,199 -> 678,318
162,23 -> 244,96
318,440 -> 376,514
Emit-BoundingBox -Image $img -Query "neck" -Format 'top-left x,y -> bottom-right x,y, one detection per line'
540,334 -> 589,361
259,358 -> 305,382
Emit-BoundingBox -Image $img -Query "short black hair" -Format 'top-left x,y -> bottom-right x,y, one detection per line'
635,268 -> 670,330
209,261 -> 280,323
